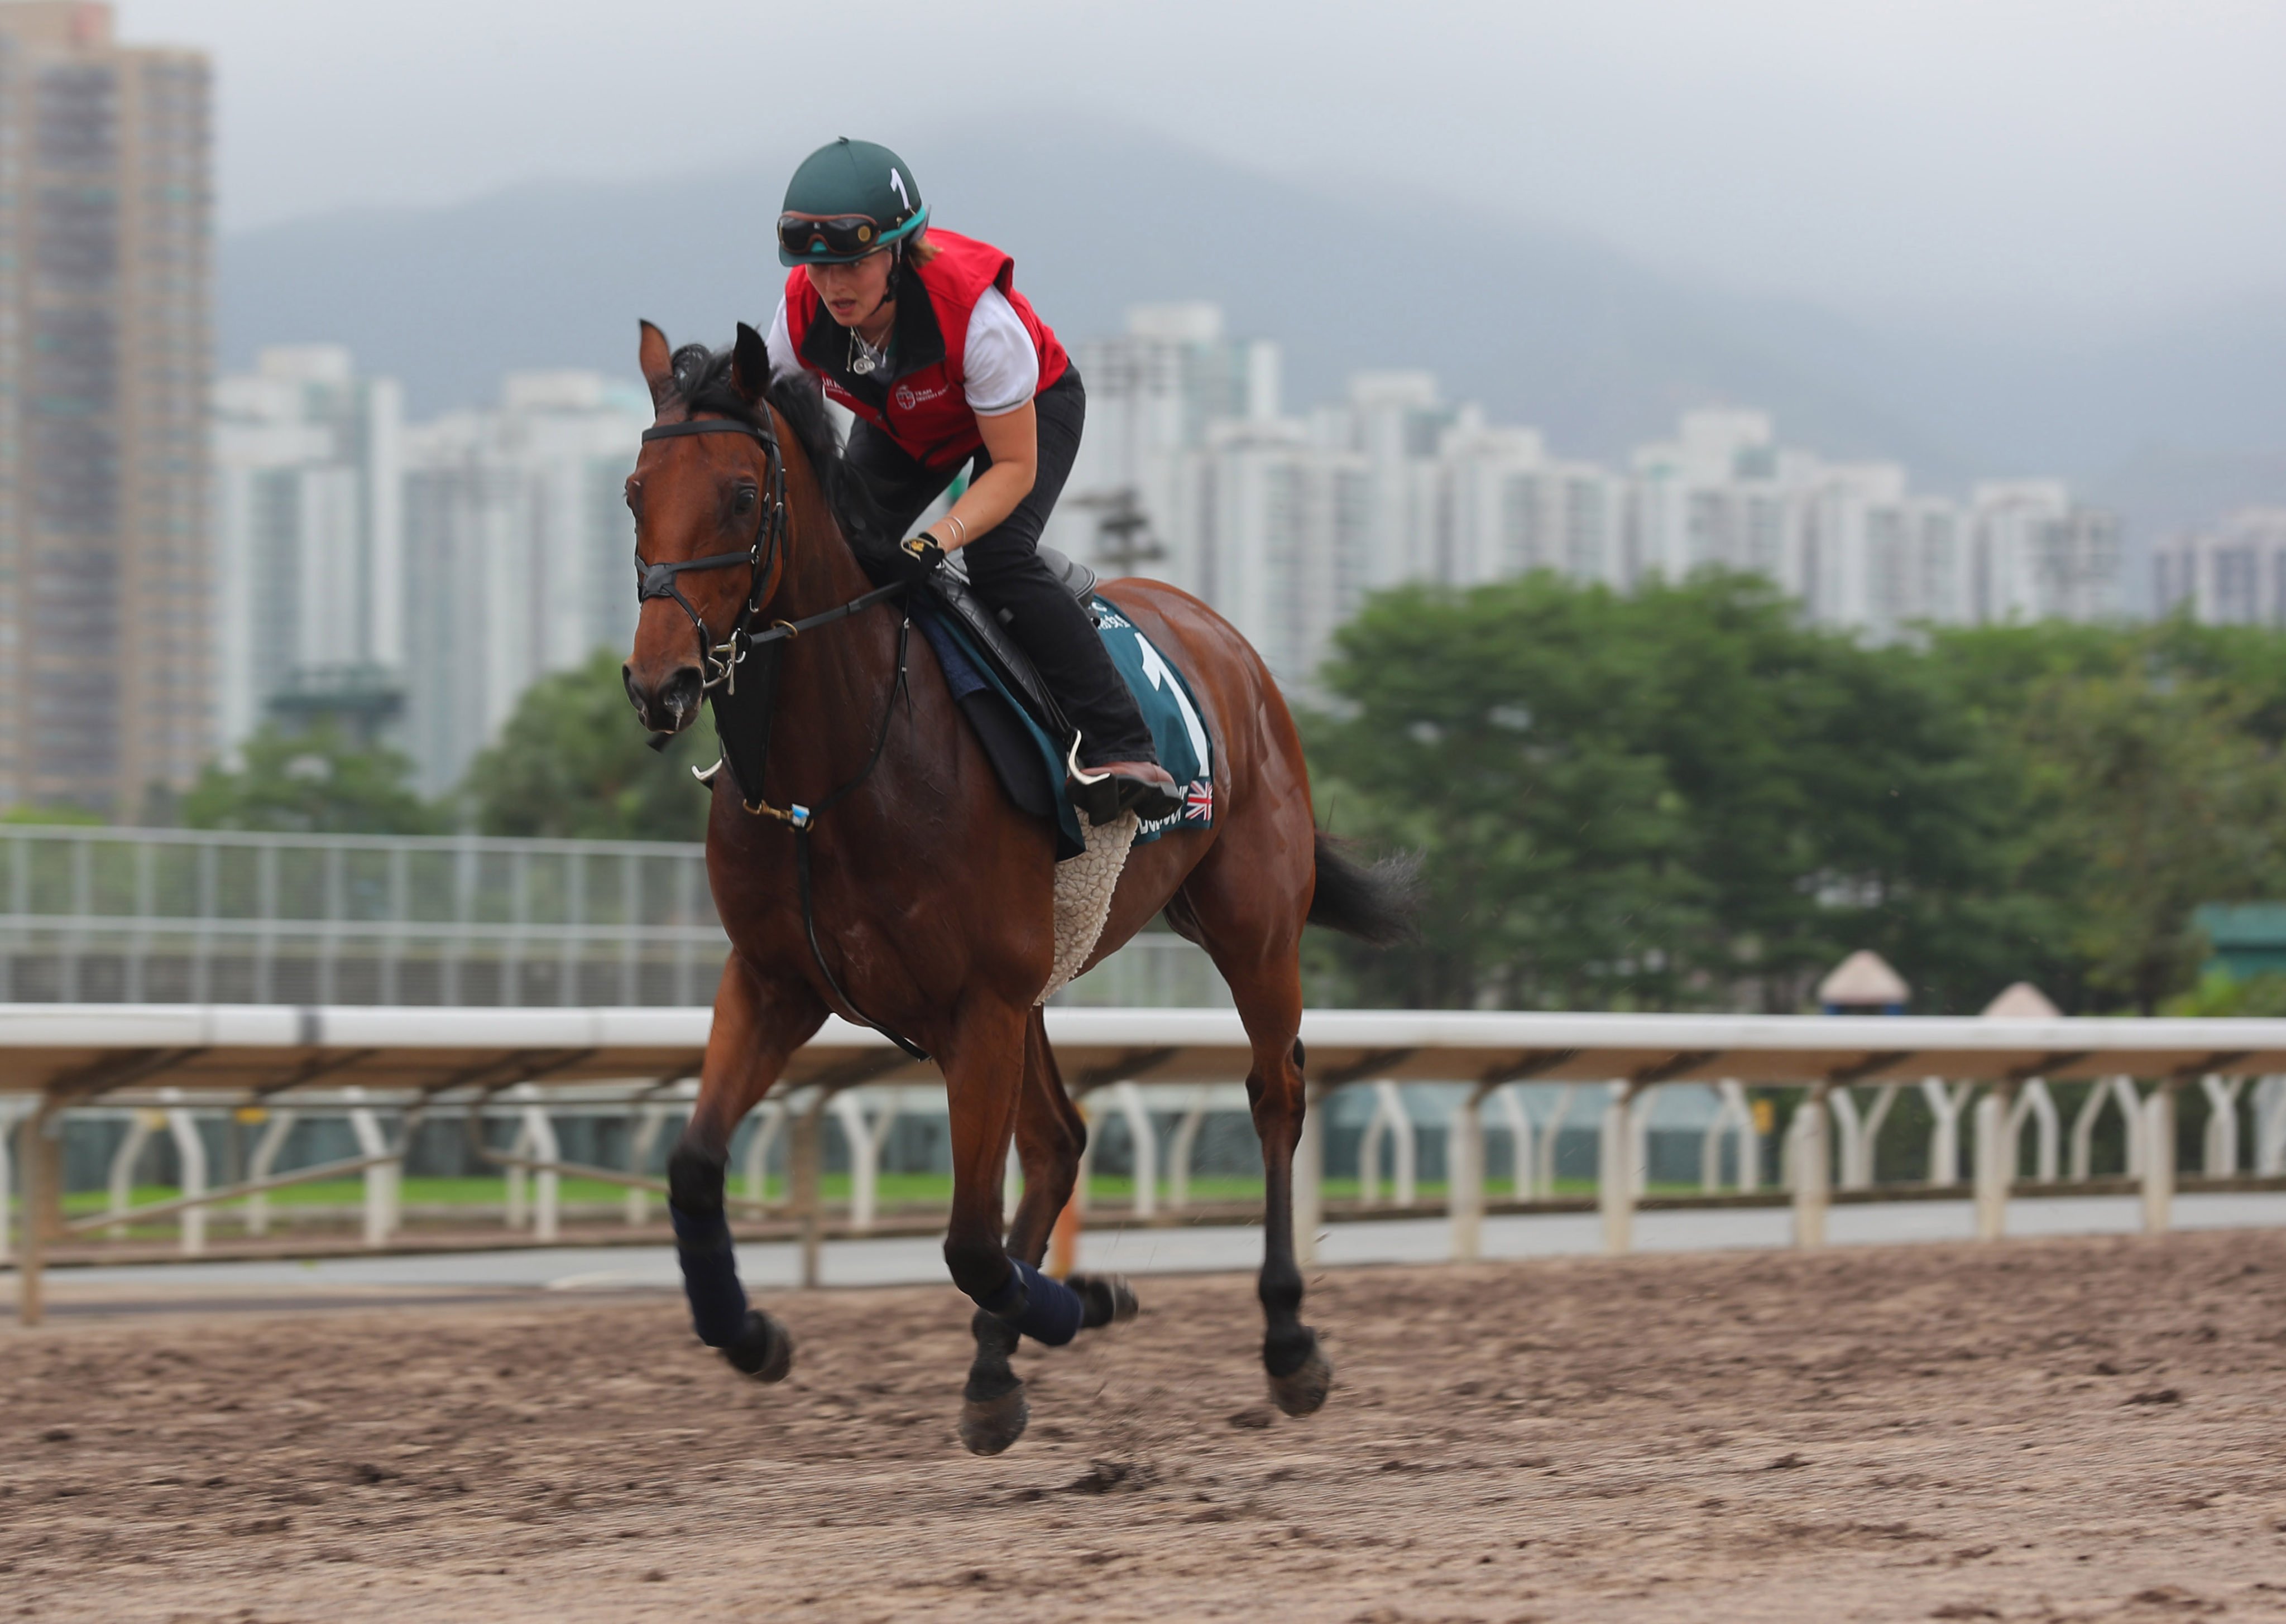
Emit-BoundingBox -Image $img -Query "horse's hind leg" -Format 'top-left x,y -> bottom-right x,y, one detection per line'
1178,857 -> 1331,1416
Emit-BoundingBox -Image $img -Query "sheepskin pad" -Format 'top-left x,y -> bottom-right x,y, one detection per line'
1036,809 -> 1139,1005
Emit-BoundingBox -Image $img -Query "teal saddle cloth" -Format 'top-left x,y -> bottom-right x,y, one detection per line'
913,592 -> 1214,861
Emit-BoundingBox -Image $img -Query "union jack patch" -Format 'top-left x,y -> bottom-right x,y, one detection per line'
1182,779 -> 1214,822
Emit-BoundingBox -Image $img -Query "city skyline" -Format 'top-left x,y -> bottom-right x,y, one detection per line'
216,307 -> 2140,786
6,1 -> 2278,814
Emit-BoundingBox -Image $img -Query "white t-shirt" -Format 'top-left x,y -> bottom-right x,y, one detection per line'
766,284 -> 1041,417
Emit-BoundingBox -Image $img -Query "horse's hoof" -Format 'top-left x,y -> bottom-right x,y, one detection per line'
958,1385 -> 1031,1455
721,1308 -> 794,1384
1069,1272 -> 1139,1328
1266,1329 -> 1331,1418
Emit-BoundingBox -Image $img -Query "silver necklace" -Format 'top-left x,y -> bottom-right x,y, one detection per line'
849,310 -> 892,376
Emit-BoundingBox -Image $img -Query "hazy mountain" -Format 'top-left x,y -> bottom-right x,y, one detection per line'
221,121 -> 2286,581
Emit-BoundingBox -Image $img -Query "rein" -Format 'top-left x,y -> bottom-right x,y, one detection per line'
635,411 -> 929,1062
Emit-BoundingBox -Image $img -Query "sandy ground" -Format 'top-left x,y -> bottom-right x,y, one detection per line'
9,1232 -> 2286,1622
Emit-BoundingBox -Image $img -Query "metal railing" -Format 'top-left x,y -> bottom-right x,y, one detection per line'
0,826 -> 727,1007
0,824 -> 1223,1009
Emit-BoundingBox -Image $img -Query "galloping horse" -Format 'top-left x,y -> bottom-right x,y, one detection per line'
621,320 -> 1415,1454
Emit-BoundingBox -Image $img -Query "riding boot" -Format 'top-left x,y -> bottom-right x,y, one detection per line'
961,539 -> 1179,823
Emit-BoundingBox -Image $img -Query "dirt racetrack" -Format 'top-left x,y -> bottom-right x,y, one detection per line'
11,1231 -> 2286,1622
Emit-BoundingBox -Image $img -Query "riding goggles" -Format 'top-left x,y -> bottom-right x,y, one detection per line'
778,212 -> 888,260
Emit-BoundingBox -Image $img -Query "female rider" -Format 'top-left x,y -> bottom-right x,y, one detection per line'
764,137 -> 1179,823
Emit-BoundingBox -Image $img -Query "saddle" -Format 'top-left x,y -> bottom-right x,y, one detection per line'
922,544 -> 1098,743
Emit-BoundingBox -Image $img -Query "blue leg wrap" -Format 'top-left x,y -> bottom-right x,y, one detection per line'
976,1256 -> 1085,1347
670,1200 -> 749,1348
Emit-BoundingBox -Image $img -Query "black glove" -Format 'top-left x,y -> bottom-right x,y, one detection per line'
895,533 -> 946,586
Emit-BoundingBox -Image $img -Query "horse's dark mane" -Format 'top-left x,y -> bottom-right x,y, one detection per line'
669,342 -> 890,554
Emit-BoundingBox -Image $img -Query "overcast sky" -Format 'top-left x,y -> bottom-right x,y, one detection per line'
121,0 -> 2286,327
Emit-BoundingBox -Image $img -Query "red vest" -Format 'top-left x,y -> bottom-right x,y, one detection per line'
784,229 -> 1070,472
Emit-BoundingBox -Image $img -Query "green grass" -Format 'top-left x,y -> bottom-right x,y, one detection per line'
31,1170 -> 1701,1231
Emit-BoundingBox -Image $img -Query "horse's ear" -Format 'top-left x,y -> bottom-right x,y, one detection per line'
732,321 -> 770,406
637,320 -> 677,414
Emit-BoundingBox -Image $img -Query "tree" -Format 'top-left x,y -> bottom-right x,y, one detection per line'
1305,570 -> 2031,1012
2007,652 -> 2286,1012
1306,574 -> 1701,1008
463,647 -> 717,842
183,724 -> 442,834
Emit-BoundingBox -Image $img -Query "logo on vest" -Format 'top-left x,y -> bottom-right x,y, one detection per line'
893,382 -> 947,411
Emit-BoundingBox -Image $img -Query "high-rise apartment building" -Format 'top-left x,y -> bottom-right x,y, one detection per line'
2153,509 -> 2286,626
1055,304 -> 1280,590
0,2 -> 211,813
1070,308 -> 2122,688
213,346 -> 405,749
401,371 -> 648,794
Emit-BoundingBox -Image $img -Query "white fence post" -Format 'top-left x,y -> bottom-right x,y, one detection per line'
514,1086 -> 560,1243
2010,1079 -> 2059,1183
16,1108 -> 48,1325
830,1090 -> 903,1233
1920,1078 -> 1971,1186
1358,1080 -> 1416,1208
1598,1084 -> 1635,1255
1110,1082 -> 1157,1220
1630,1085 -> 1654,1198
1536,1084 -> 1578,1195
161,1092 -> 208,1256
743,1100 -> 784,1205
2070,1074 -> 2143,1180
1718,1080 -> 1759,1193
1449,1084 -> 1488,1261
2201,1074 -> 2245,1176
344,1088 -> 397,1248
2143,1085 -> 2175,1236
2116,1077 -> 2148,1176
1791,1091 -> 1829,1249
1833,1083 -> 1897,1190
1167,1103 -> 1207,1211
1493,1085 -> 1534,1200
626,1105 -> 672,1226
1974,1088 -> 2009,1241
244,1109 -> 298,1237
0,1102 -> 15,1266
107,1111 -> 157,1238
2256,1077 -> 2286,1174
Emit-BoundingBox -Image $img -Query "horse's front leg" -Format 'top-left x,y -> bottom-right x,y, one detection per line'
665,954 -> 823,1383
941,997 -> 1089,1454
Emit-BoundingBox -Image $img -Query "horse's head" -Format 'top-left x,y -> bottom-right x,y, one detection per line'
622,320 -> 785,735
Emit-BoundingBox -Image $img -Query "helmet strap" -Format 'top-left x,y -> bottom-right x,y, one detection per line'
864,241 -> 903,328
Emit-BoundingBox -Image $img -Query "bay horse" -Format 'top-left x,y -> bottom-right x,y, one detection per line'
621,320 -> 1415,1454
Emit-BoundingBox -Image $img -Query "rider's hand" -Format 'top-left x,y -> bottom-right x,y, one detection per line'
895,532 -> 947,585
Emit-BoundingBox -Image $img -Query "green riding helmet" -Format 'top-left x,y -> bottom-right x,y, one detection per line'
777,137 -> 929,267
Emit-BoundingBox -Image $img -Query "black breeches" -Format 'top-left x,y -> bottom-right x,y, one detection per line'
847,366 -> 1158,767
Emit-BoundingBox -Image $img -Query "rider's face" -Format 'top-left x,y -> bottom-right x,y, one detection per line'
805,250 -> 894,328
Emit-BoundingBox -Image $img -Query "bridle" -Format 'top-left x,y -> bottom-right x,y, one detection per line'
633,412 -> 909,693
632,415 -> 789,694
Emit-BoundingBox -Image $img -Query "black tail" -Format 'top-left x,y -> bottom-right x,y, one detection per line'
1306,832 -> 1422,946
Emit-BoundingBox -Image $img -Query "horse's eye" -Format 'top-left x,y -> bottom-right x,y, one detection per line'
624,483 -> 641,518
734,486 -> 758,515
